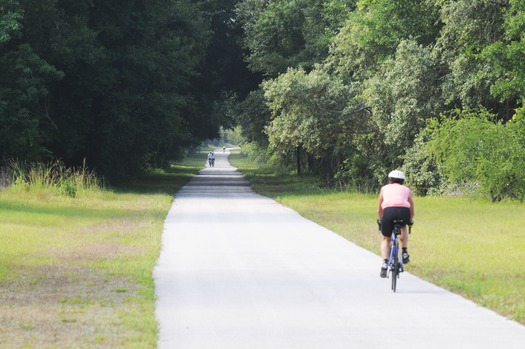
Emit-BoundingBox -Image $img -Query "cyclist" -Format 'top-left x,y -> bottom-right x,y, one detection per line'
378,170 -> 414,278
207,152 -> 215,167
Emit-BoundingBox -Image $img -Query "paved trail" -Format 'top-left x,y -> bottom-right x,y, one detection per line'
154,150 -> 525,349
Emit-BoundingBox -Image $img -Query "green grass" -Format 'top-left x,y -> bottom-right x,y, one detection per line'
229,151 -> 525,325
0,153 -> 206,348
4,148 -> 523,347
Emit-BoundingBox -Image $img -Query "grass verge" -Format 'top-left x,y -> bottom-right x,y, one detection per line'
0,152 -> 206,348
229,151 -> 525,325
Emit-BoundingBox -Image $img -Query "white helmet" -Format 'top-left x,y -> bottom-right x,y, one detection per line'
388,170 -> 405,180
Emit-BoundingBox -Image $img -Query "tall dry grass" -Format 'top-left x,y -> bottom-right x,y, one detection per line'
3,159 -> 102,197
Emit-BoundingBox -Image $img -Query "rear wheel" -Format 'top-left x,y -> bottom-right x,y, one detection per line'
391,239 -> 399,292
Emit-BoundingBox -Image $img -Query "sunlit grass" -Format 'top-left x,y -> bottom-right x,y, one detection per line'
230,151 -> 525,325
229,150 -> 325,196
0,153 -> 205,347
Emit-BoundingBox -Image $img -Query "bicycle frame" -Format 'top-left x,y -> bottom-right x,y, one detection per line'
387,222 -> 404,292
378,218 -> 412,292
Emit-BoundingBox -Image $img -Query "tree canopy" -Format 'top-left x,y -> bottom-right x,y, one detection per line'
0,0 -> 253,179
3,0 -> 525,199
232,0 -> 525,200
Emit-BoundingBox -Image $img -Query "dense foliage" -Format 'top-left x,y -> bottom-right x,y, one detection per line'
0,0 -> 255,180
3,0 -> 525,199
232,0 -> 525,200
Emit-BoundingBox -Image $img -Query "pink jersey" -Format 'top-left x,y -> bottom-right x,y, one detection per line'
381,183 -> 411,209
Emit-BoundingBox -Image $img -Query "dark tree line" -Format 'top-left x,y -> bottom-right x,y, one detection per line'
0,0 -> 257,180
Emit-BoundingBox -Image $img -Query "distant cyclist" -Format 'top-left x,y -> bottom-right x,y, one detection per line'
378,170 -> 414,278
207,152 -> 215,167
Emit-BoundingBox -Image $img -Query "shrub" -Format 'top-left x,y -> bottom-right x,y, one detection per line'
428,109 -> 525,201
403,125 -> 444,196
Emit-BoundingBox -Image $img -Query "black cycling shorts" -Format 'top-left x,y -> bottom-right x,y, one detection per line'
381,207 -> 411,237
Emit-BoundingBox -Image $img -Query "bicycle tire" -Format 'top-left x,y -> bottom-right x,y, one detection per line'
391,239 -> 399,292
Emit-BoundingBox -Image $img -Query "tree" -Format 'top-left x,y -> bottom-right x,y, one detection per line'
237,0 -> 355,76
263,66 -> 370,176
362,39 -> 444,172
436,0 -> 508,114
328,0 -> 440,80
45,0 -> 214,177
483,0 -> 525,107
234,89 -> 271,147
0,1 -> 63,161
264,67 -> 349,154
1,0 -> 234,179
0,0 -> 22,44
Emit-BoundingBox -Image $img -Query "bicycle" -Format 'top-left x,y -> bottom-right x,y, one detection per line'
378,219 -> 412,292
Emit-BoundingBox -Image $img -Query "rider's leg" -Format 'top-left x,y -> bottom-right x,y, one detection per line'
400,227 -> 408,249
380,236 -> 390,277
400,226 -> 410,264
381,236 -> 391,260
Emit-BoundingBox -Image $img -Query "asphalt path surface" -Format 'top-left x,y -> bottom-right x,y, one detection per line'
154,149 -> 525,349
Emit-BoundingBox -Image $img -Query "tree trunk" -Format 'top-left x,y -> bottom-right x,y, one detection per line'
297,145 -> 301,175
